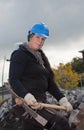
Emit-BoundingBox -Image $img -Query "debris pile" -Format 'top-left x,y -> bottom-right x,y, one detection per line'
46,88 -> 84,130
0,98 -> 23,130
0,88 -> 84,130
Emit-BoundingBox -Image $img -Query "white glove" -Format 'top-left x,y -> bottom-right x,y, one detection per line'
24,93 -> 43,110
59,97 -> 73,113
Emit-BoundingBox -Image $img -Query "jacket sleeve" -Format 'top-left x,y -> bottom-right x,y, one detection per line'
9,50 -> 28,98
48,74 -> 65,101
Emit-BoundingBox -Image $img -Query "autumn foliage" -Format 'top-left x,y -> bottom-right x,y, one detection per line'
53,63 -> 80,89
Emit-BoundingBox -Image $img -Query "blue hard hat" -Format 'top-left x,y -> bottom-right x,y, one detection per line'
29,22 -> 49,38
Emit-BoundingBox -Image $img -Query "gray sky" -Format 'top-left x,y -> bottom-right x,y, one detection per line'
0,0 -> 84,85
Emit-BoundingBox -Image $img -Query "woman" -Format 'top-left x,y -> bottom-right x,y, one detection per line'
9,22 -> 73,130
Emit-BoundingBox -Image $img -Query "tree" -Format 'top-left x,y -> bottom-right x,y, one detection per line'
53,63 -> 80,89
71,57 -> 84,73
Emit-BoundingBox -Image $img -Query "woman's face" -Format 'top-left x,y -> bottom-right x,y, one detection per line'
28,34 -> 46,51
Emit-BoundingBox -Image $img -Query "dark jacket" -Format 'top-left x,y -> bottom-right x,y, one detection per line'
9,44 -> 64,102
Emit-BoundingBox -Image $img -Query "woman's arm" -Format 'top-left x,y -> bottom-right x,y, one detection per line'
48,75 -> 64,101
9,49 -> 28,98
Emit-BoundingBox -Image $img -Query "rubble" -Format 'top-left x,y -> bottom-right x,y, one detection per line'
0,98 -> 23,130
0,88 -> 84,130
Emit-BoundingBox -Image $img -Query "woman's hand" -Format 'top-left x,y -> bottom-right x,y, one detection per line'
59,97 -> 73,113
24,93 -> 43,110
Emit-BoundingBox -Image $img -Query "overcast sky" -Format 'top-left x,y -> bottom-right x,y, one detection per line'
0,0 -> 84,85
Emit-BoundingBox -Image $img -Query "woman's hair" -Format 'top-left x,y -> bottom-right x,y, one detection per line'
27,32 -> 35,41
39,50 -> 54,79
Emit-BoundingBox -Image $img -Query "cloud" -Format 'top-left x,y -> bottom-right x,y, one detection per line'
0,0 -> 84,84
0,0 -> 84,63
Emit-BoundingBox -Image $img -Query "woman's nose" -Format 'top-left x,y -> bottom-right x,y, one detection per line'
38,37 -> 43,43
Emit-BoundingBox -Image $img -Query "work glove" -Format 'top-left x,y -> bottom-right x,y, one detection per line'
24,93 -> 43,110
59,97 -> 73,113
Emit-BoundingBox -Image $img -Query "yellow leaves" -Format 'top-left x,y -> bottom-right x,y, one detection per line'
0,98 -> 4,104
53,63 -> 80,89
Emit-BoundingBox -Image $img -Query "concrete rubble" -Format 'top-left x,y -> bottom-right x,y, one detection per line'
0,88 -> 84,130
